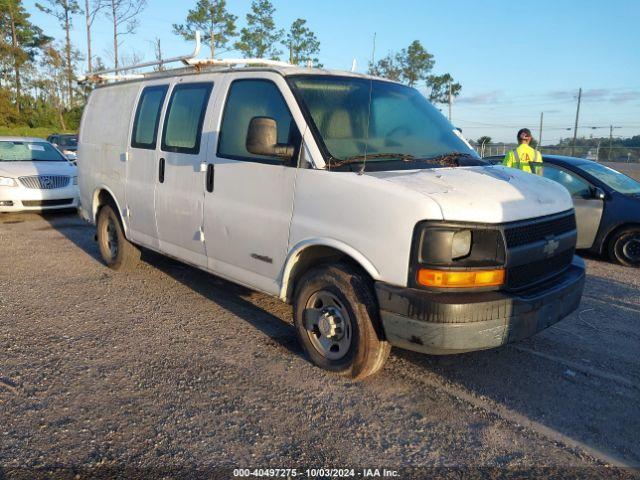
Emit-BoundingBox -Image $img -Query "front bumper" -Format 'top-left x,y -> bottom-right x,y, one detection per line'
0,184 -> 79,212
375,256 -> 586,355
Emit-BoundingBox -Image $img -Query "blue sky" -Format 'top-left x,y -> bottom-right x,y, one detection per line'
25,0 -> 640,143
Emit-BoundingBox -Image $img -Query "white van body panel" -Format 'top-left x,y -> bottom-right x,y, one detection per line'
288,168 -> 444,288
202,72 -> 306,295
125,79 -> 170,250
78,82 -> 139,231
153,77 -> 215,268
366,165 -> 573,224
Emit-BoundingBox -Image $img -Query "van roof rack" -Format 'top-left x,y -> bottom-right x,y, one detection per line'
78,31 -> 295,84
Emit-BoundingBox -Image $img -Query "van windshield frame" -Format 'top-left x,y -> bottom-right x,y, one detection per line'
286,74 -> 480,171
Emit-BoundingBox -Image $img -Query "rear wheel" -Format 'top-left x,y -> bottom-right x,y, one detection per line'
608,227 -> 640,267
96,204 -> 140,270
293,263 -> 390,380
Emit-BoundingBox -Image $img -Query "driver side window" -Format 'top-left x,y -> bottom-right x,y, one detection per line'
217,79 -> 300,164
542,164 -> 592,198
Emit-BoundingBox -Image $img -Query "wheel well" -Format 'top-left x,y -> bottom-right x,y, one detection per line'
284,245 -> 372,304
93,189 -> 118,219
603,223 -> 640,255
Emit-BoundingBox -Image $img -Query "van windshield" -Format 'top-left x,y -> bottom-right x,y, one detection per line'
288,75 -> 482,171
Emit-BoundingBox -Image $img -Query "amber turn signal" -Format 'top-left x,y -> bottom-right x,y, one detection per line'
417,268 -> 505,288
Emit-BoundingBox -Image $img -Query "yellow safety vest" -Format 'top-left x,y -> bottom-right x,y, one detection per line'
503,144 -> 541,173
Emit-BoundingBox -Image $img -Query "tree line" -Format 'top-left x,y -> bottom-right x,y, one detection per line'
0,0 -> 461,133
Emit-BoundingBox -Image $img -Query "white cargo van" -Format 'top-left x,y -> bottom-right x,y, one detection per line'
78,56 -> 585,379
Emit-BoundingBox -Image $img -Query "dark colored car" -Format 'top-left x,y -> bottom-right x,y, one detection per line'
47,134 -> 78,161
485,154 -> 640,266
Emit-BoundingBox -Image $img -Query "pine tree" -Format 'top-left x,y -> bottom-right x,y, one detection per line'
36,0 -> 81,105
0,0 -> 50,112
427,73 -> 461,104
286,18 -> 321,66
173,0 -> 236,59
235,0 -> 283,60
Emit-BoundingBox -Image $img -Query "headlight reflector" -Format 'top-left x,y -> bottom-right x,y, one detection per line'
0,176 -> 17,187
417,268 -> 505,288
451,230 -> 472,259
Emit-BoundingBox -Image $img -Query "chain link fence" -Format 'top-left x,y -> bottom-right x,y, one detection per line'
477,144 -> 640,163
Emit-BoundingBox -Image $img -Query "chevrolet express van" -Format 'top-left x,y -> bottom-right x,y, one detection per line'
78,64 -> 585,379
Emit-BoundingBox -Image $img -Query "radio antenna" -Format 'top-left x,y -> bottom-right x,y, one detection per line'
358,33 -> 376,175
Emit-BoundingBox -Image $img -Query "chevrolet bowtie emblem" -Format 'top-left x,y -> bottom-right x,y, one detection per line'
543,237 -> 560,257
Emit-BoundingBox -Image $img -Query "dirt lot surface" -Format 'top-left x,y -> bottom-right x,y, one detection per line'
1,212 -> 639,478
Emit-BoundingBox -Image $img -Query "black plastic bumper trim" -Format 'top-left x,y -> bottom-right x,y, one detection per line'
375,256 -> 586,355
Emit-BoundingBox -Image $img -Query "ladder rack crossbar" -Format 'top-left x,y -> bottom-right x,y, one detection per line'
78,31 -> 295,84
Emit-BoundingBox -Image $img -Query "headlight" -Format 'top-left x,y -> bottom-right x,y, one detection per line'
0,176 -> 17,187
412,223 -> 506,289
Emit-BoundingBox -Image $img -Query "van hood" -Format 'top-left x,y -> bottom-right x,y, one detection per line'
366,165 -> 573,223
0,161 -> 76,178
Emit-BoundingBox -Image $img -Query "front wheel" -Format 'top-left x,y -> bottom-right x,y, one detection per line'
96,204 -> 140,270
293,263 -> 390,380
609,227 -> 640,267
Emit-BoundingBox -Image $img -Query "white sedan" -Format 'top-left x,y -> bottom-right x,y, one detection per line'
0,137 -> 80,213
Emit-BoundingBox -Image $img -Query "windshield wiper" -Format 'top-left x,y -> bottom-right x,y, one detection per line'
329,152 -> 415,168
418,152 -> 481,167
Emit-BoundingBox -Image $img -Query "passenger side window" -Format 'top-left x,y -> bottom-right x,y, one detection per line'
131,85 -> 168,149
542,164 -> 592,198
161,83 -> 213,154
218,79 -> 300,164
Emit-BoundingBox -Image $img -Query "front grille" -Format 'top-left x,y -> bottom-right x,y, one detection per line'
504,213 -> 576,248
22,198 -> 73,207
19,175 -> 70,190
507,248 -> 574,290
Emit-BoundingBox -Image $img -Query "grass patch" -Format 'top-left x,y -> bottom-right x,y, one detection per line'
0,126 -> 77,139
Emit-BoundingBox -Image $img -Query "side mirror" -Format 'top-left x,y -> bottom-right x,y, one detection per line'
593,187 -> 606,200
246,116 -> 294,161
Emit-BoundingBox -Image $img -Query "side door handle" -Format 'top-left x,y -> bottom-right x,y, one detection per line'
206,164 -> 214,192
159,157 -> 165,183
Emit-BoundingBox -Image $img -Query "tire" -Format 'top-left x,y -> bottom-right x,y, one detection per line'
292,263 -> 391,380
96,204 -> 140,270
608,227 -> 640,267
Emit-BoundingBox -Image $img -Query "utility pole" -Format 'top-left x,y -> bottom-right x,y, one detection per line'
448,81 -> 452,122
607,125 -> 623,161
538,112 -> 544,151
608,125 -> 614,161
570,87 -> 582,157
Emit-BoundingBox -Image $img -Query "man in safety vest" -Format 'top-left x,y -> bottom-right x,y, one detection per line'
503,128 -> 541,173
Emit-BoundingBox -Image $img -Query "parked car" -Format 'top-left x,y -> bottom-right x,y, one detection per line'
78,63 -> 585,379
485,154 -> 640,267
0,137 -> 79,213
47,133 -> 78,162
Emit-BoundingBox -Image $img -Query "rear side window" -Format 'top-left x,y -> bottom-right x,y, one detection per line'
131,85 -> 168,149
161,83 -> 213,154
218,79 -> 299,164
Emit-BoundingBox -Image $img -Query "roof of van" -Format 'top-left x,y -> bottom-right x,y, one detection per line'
93,65 -> 401,88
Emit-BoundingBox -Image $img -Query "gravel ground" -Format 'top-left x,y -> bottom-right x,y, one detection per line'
1,211 -> 639,479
